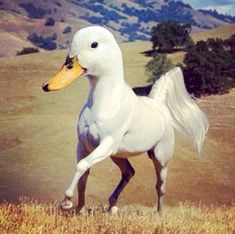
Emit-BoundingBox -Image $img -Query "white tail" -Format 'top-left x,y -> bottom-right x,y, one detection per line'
149,67 -> 209,153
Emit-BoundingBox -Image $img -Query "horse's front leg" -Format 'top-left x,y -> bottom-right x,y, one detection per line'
60,137 -> 114,210
77,144 -> 90,213
60,143 -> 89,211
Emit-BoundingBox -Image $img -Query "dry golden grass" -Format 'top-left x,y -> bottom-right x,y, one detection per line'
193,23 -> 235,42
0,199 -> 234,234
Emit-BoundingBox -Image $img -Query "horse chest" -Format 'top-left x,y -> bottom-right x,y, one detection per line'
78,106 -> 119,151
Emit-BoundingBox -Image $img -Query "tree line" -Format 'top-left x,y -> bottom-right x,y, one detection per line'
147,21 -> 235,96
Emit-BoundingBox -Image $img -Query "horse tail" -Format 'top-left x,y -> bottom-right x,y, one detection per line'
149,67 -> 209,153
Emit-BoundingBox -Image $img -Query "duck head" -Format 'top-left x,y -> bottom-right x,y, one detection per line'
42,26 -> 123,92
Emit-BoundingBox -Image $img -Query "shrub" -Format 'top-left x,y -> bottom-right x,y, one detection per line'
63,26 -> 72,34
16,47 -> 39,56
55,2 -> 62,7
27,33 -> 57,50
19,3 -> 47,19
45,17 -> 55,26
145,53 -> 174,83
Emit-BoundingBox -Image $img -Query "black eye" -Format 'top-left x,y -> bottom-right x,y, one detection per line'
91,42 -> 98,49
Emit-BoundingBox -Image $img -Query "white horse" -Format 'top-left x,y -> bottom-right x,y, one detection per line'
42,26 -> 208,214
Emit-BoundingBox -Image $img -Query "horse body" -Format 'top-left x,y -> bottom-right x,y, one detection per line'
78,82 -> 171,157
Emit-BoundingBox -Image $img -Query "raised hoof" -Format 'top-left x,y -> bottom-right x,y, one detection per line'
108,206 -> 118,215
60,199 -> 73,210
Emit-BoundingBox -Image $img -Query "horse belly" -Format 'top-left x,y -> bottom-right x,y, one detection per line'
118,99 -> 167,155
119,121 -> 164,155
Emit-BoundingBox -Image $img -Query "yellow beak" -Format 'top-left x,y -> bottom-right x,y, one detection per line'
42,56 -> 85,92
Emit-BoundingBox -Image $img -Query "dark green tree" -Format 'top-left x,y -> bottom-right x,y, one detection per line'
183,36 -> 235,96
151,21 -> 192,52
226,34 -> 235,77
207,38 -> 224,51
16,47 -> 39,56
45,17 -> 55,26
63,26 -> 72,34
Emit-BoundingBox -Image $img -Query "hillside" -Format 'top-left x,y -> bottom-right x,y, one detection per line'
1,0 -> 235,57
0,24 -> 234,211
193,23 -> 235,41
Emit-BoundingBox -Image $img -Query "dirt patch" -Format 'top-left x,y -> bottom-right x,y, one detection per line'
0,136 -> 22,151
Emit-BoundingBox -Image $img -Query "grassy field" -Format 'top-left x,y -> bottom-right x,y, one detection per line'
0,24 -> 235,233
0,199 -> 234,234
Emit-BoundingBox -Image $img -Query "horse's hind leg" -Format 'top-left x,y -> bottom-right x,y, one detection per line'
148,150 -> 168,215
148,139 -> 173,215
108,157 -> 135,213
77,169 -> 90,213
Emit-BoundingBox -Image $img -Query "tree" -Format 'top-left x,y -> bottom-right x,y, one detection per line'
16,47 -> 39,56
45,17 -> 55,26
27,33 -> 57,50
145,53 -> 173,83
183,36 -> 235,96
63,26 -> 72,34
151,21 -> 192,52
19,3 -> 47,19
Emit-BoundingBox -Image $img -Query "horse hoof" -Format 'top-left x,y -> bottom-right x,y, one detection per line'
108,206 -> 118,215
60,199 -> 73,210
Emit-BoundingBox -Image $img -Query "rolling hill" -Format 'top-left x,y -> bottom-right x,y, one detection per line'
0,24 -> 234,211
1,0 -> 235,57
